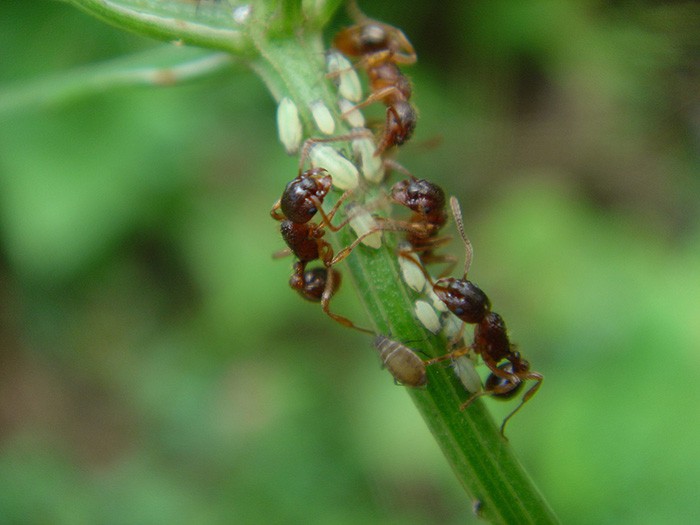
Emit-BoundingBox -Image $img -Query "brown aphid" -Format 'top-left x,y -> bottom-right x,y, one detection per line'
373,335 -> 427,387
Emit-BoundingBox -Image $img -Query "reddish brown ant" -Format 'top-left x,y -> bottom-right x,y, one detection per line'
332,4 -> 418,155
271,168 -> 375,334
390,177 -> 456,273
426,197 -> 543,434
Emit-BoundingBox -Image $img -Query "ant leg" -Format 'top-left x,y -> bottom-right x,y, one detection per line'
329,221 -> 417,266
423,345 -> 472,367
400,236 -> 457,277
320,266 -> 374,334
382,158 -> 414,178
310,192 -> 354,233
270,200 -> 285,221
328,227 -> 383,265
396,247 -> 436,286
481,353 -> 519,384
459,389 -> 491,413
340,86 -> 405,117
498,373 -> 543,435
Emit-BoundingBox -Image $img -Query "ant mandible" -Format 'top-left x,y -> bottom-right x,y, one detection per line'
427,197 -> 543,434
270,168 -> 375,334
332,3 -> 418,156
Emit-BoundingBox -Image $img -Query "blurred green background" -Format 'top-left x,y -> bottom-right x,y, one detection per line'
1,1 -> 699,523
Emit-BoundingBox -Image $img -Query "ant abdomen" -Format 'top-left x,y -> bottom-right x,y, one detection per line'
290,264 -> 341,302
433,278 -> 491,324
484,363 -> 523,400
373,335 -> 427,387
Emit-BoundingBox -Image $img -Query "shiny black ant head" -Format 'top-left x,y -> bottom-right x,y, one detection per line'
433,277 -> 491,324
391,178 -> 445,216
485,363 -> 523,400
280,168 -> 332,223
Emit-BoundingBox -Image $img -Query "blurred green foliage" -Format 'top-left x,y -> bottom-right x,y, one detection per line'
0,0 -> 699,523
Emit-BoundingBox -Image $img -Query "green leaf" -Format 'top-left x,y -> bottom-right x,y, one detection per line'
0,45 -> 233,115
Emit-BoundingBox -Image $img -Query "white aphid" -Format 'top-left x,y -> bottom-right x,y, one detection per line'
398,251 -> 427,293
353,136 -> 384,183
309,100 -> 335,135
326,52 -> 363,102
308,144 -> 359,190
338,99 -> 366,128
276,97 -> 302,154
440,312 -> 464,342
414,300 -> 441,334
453,355 -> 482,394
232,4 -> 252,24
426,286 -> 449,313
346,205 -> 382,248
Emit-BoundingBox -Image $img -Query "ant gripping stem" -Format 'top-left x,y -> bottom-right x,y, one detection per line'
271,168 -> 378,335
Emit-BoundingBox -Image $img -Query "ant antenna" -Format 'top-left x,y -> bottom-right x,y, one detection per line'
450,196 -> 473,277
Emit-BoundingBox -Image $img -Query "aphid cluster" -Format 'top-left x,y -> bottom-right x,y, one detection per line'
270,2 -> 542,433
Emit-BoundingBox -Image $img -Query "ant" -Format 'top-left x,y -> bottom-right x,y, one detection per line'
332,3 -> 418,156
426,197 -> 543,434
390,177 -> 455,273
271,168 -> 375,334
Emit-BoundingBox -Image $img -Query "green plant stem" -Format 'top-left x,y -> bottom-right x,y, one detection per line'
61,1 -> 559,522
253,30 -> 558,524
